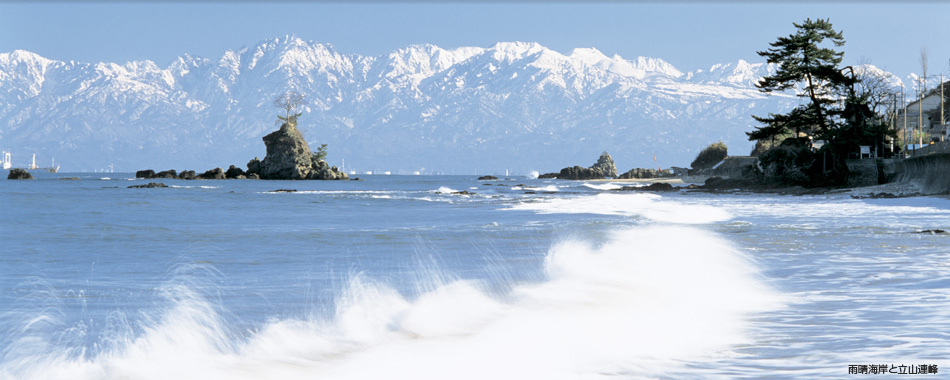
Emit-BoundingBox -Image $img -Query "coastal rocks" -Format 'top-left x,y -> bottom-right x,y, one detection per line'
197,168 -> 226,180
700,176 -> 756,191
132,122 -> 348,181
617,168 -> 672,179
436,190 -> 475,195
478,175 -> 498,180
136,169 -> 188,179
225,165 -> 246,179
246,158 -> 261,176
178,170 -> 196,180
618,182 -> 676,192
590,151 -> 618,178
556,166 -> 604,180
851,192 -> 900,199
128,182 -> 168,188
544,151 -> 617,180
154,170 -> 178,179
711,157 -> 757,178
258,123 -> 348,180
136,169 -> 178,179
260,124 -> 314,180
7,168 -> 33,179
308,160 -> 347,180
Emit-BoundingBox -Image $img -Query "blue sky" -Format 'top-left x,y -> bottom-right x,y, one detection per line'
2,2 -> 948,82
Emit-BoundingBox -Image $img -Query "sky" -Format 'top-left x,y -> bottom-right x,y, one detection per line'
1,1 -> 949,84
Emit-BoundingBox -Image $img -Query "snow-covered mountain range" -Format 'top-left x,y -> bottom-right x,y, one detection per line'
1,35 -> 891,174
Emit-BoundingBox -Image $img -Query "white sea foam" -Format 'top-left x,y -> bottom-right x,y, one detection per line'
2,226 -> 778,380
581,183 -> 623,191
510,193 -> 732,224
170,185 -> 219,189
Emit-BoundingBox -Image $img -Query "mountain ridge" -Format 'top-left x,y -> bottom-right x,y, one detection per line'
1,36 -> 888,174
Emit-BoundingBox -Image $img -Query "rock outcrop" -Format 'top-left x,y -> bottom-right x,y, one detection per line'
618,182 -> 676,192
178,170 -> 196,180
135,169 -> 181,179
225,165 -> 246,179
308,160 -> 347,180
259,123 -> 348,180
246,158 -> 262,176
590,151 -> 617,178
260,124 -> 314,180
555,166 -> 605,180
197,168 -> 226,180
7,168 -> 33,179
545,151 -> 618,180
128,182 -> 169,188
617,168 -> 672,179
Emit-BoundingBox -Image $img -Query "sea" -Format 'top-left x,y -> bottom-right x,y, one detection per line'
1,173 -> 948,379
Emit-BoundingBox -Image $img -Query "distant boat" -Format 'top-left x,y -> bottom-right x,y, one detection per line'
1,151 -> 10,170
28,154 -> 59,173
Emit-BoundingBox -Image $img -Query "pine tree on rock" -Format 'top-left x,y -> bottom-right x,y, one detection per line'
275,91 -> 304,127
749,18 -> 854,142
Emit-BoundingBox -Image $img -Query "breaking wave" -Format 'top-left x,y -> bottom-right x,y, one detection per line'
1,225 -> 776,380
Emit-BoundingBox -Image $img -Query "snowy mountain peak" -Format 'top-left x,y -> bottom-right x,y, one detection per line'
631,56 -> 683,78
569,47 -> 608,63
490,41 -> 546,62
1,49 -> 56,69
686,59 -> 772,87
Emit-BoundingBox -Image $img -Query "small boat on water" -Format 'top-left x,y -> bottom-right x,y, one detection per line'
1,151 -> 10,170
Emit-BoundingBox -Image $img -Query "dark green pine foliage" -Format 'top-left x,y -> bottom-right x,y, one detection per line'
749,18 -> 854,142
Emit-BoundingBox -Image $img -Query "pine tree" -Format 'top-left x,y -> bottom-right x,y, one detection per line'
749,18 -> 853,142
275,91 -> 304,127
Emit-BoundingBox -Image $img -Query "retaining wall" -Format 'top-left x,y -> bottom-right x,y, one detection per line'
895,153 -> 950,194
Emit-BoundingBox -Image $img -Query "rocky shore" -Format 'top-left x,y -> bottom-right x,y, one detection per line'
541,150 -> 949,197
136,123 -> 348,181
539,152 -> 617,180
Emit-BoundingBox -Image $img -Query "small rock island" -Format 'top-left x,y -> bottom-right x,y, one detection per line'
250,122 -> 347,180
137,92 -> 348,181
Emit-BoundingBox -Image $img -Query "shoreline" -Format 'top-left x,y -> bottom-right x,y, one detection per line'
589,176 -> 709,185
591,175 -> 947,199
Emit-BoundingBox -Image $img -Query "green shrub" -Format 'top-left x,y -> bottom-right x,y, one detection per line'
312,144 -> 328,163
691,141 -> 728,170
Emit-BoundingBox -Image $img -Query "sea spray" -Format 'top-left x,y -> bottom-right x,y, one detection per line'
1,224 -> 778,380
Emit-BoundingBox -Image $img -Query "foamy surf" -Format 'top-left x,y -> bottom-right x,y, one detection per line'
581,183 -> 623,191
1,226 -> 778,380
510,193 -> 732,224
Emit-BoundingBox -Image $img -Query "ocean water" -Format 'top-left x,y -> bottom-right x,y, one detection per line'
1,173 -> 947,379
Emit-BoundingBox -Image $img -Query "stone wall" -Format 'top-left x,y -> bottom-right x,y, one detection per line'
845,158 -> 880,188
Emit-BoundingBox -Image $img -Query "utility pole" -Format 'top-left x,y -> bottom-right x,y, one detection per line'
941,73 -> 945,141
918,77 -> 923,151
902,83 -> 908,158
